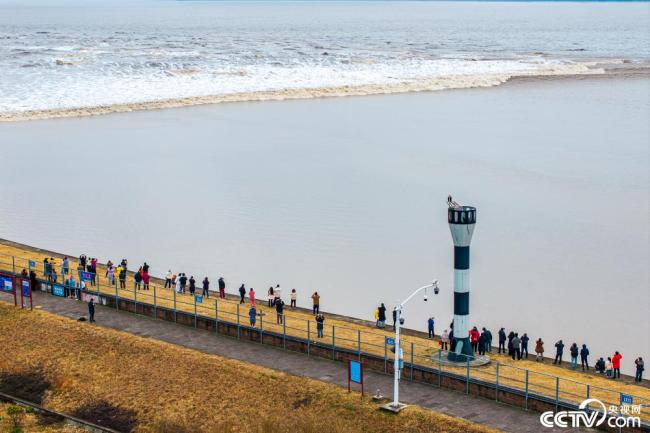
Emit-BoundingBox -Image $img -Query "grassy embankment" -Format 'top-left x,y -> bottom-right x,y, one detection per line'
0,239 -> 648,422
0,303 -> 499,433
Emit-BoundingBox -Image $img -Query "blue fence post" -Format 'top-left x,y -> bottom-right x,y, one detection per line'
495,363 -> 500,401
307,320 -> 311,355
283,318 -> 287,350
173,289 -> 177,322
332,326 -> 336,360
555,377 -> 560,412
384,338 -> 388,373
153,285 -> 157,318
194,295 -> 197,328
466,355 -> 470,394
134,284 -> 138,314
410,342 -> 414,382
115,284 -> 119,311
237,303 -> 241,338
586,384 -> 590,400
358,330 -> 362,361
437,349 -> 443,388
259,309 -> 263,344
525,370 -> 529,410
215,299 -> 218,334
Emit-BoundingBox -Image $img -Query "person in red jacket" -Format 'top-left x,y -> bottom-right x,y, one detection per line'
470,326 -> 480,353
612,351 -> 622,379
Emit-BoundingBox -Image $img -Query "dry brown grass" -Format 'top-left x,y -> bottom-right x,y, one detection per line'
0,402 -> 85,433
0,304 -> 499,433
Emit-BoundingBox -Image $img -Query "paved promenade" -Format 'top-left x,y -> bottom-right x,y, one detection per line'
1,291 -> 582,433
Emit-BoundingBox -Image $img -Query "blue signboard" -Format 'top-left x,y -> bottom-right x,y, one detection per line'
0,275 -> 13,293
80,271 -> 93,282
349,360 -> 362,384
28,260 -> 36,269
385,336 -> 395,346
52,284 -> 65,297
621,394 -> 633,405
22,280 -> 30,297
195,295 -> 203,304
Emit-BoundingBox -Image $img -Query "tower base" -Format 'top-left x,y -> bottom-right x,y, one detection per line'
447,337 -> 474,362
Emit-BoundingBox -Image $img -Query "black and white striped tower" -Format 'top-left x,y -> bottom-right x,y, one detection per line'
447,196 -> 476,361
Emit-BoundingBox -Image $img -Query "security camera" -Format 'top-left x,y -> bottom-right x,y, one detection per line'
423,294 -> 428,302
433,279 -> 440,295
399,317 -> 405,325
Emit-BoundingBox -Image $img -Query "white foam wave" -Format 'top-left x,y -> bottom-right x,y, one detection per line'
0,58 -> 608,121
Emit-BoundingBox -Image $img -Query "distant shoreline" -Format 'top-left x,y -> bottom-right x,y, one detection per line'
1,64 -> 648,123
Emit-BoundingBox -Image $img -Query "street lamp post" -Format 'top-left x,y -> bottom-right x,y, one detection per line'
386,280 -> 440,412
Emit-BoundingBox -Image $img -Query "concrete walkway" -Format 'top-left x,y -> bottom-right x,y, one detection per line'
3,291 -> 582,433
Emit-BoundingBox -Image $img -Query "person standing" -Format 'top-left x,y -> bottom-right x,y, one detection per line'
482,327 -> 492,352
88,298 -> 95,323
511,333 -> 521,360
612,351 -> 622,379
606,357 -> 613,378
311,291 -> 320,314
218,277 -> 226,299
189,276 -> 196,296
498,328 -> 506,354
634,357 -> 644,383
107,265 -> 116,286
275,298 -> 285,324
202,277 -> 210,298
316,314 -> 325,338
580,344 -> 590,371
470,326 -> 480,353
180,273 -> 188,294
175,275 -> 182,293
119,267 -> 126,289
595,357 -> 606,374
238,284 -> 246,304
440,329 -> 449,351
553,340 -> 564,365
290,289 -> 297,308
165,270 -> 173,288
535,338 -> 544,362
62,256 -> 69,276
377,303 -> 386,329
142,270 -> 150,290
520,333 -> 529,359
249,306 -> 257,327
569,343 -> 579,369
249,287 -> 256,306
267,287 -> 274,307
507,331 -> 515,357
428,317 -> 435,339
478,331 -> 487,356
274,284 -> 282,305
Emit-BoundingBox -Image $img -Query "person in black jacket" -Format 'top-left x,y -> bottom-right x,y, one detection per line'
239,284 -> 246,304
377,303 -> 386,329
521,333 -> 530,359
189,276 -> 196,295
554,340 -> 565,365
202,277 -> 210,298
88,298 -> 95,323
482,327 -> 493,352
498,328 -> 506,353
507,331 -> 515,356
275,298 -> 285,324
580,344 -> 590,371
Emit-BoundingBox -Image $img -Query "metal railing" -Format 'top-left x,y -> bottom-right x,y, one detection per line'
0,250 -> 648,426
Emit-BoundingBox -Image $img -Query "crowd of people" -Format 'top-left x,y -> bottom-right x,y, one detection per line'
372,302 -> 645,384
22,254 -> 647,384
